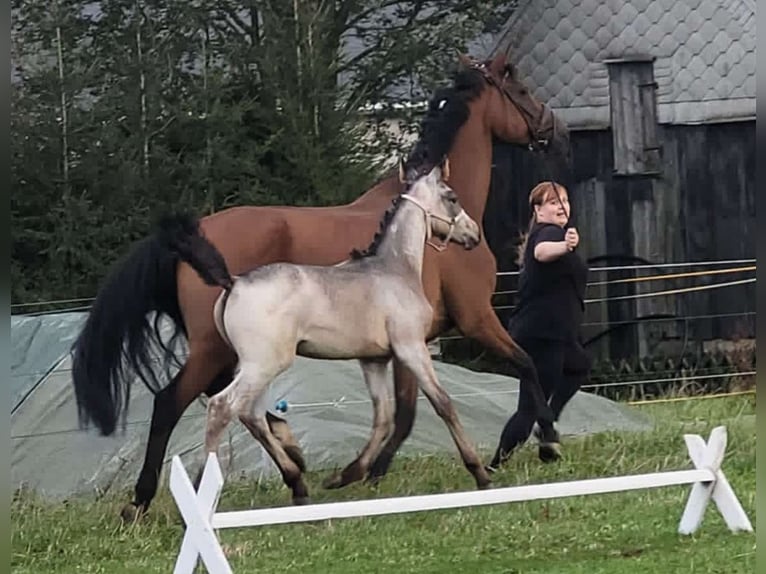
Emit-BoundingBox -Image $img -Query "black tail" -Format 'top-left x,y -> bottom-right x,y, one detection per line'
156,214 -> 234,291
71,219 -> 187,436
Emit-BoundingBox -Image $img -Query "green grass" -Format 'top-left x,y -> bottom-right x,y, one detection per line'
12,396 -> 756,573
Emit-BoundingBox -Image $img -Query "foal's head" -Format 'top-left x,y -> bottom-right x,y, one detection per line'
400,158 -> 481,251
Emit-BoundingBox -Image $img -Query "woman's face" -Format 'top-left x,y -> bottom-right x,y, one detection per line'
534,188 -> 569,227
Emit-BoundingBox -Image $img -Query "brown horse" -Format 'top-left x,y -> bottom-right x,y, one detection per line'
71,52 -> 569,520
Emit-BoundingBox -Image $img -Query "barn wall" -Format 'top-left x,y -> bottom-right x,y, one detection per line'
484,120 -> 755,360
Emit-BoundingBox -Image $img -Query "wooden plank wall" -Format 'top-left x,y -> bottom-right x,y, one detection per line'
484,120 -> 755,360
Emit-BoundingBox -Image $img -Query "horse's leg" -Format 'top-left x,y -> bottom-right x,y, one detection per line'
230,360 -> 309,505
324,359 -> 393,489
392,341 -> 491,490
121,344 -> 231,522
367,358 -> 419,482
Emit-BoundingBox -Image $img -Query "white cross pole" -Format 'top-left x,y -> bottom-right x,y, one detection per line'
170,453 -> 232,574
678,426 -> 753,534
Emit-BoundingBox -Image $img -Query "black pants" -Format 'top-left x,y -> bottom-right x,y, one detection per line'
490,337 -> 591,466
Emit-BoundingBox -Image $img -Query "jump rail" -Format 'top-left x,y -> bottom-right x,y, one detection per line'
169,425 -> 752,574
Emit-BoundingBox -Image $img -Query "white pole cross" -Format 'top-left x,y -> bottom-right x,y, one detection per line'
678,426 -> 753,534
170,454 -> 230,574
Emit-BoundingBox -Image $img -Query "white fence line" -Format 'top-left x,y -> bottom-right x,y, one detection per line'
170,425 -> 752,574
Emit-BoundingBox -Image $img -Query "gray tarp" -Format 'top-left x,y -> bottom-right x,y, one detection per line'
11,312 -> 650,499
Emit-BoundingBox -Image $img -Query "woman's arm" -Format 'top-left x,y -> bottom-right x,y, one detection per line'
534,240 -> 570,262
534,228 -> 579,262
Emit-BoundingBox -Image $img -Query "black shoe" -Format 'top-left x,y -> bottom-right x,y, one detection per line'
535,423 -> 562,462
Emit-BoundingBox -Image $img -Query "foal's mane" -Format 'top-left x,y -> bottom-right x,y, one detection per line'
350,67 -> 486,260
350,194 -> 406,260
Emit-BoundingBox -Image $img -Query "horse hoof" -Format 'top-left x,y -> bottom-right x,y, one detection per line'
293,496 -> 311,506
120,502 -> 145,524
539,442 -> 562,463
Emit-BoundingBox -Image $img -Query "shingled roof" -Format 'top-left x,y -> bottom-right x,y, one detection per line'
492,0 -> 755,128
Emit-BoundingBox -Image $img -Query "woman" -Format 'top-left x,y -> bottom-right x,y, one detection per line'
488,181 -> 591,470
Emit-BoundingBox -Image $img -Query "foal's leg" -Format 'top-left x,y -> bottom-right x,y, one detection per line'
122,342 -> 233,522
221,355 -> 309,505
239,413 -> 310,505
367,358 -> 419,483
266,411 -> 307,473
239,405 -> 310,505
324,359 -> 392,489
393,341 -> 491,490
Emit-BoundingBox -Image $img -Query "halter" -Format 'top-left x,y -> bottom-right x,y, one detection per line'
401,194 -> 463,252
473,61 -> 556,152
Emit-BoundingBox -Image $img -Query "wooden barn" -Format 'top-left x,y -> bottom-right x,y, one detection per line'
482,0 -> 756,361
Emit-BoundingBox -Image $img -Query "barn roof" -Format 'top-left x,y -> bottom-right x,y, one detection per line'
492,0 -> 755,128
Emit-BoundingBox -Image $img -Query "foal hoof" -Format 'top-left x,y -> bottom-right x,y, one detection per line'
365,473 -> 383,487
322,472 -> 345,490
293,496 -> 311,506
477,478 -> 493,490
120,502 -> 146,524
538,442 -> 562,463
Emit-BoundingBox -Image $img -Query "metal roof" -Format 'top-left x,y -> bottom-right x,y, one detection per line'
493,0 -> 755,128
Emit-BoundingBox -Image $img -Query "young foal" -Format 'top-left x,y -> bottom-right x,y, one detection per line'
161,162 -> 491,503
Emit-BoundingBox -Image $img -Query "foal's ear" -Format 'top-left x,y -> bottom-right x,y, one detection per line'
440,156 -> 450,181
398,157 -> 407,184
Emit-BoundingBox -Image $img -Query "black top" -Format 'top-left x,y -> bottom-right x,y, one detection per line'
507,223 -> 588,342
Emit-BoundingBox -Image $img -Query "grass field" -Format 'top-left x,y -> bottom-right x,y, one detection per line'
12,395 -> 755,573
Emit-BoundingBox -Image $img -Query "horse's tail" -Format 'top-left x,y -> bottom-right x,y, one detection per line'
158,214 -> 236,349
71,218 -> 187,436
157,214 -> 234,292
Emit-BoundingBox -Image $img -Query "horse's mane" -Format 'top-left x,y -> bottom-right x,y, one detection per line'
350,194 -> 406,260
350,68 -> 486,260
403,67 -> 487,176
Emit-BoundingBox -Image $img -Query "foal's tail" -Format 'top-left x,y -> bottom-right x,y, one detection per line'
157,214 -> 235,292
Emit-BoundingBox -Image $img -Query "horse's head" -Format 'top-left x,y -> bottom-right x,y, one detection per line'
458,52 -> 570,163
400,157 -> 481,251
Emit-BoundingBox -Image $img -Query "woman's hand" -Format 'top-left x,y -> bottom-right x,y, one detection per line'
564,227 -> 579,251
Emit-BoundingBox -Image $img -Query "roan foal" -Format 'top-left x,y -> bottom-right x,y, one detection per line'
160,160 -> 491,504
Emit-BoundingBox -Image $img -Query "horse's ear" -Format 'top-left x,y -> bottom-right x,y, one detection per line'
398,157 -> 407,184
488,52 -> 507,76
